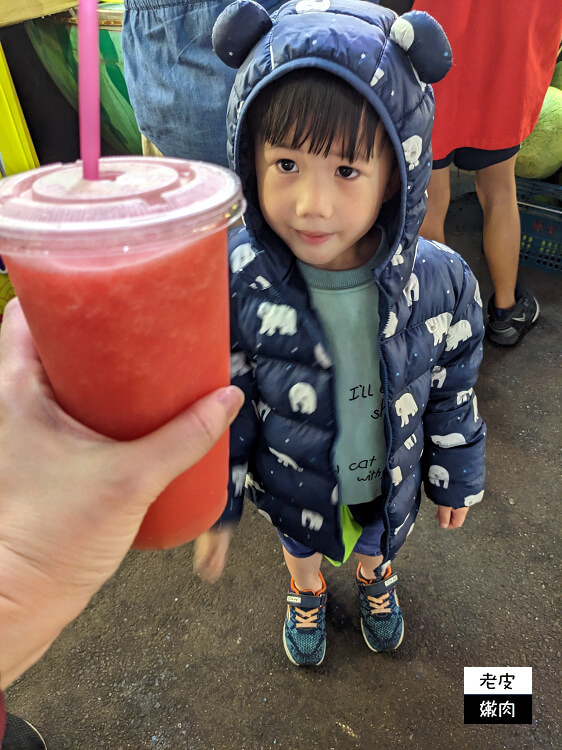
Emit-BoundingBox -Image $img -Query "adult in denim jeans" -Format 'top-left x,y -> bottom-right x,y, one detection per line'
122,0 -> 283,166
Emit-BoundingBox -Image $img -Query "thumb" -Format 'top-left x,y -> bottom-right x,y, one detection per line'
120,386 -> 244,497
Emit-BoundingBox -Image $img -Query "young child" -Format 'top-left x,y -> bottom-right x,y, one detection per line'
195,0 -> 487,667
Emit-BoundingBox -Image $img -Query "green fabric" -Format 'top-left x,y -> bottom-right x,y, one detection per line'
326,504 -> 364,566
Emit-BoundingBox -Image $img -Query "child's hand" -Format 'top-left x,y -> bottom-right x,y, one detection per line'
435,505 -> 469,529
193,523 -> 234,583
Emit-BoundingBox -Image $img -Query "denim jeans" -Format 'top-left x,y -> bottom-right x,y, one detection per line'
122,0 -> 283,166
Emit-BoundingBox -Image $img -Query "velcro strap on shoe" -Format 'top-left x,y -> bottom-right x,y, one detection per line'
362,573 -> 398,598
286,592 -> 324,608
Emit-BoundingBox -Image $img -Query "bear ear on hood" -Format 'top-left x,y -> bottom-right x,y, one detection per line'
212,0 -> 273,68
390,10 -> 452,84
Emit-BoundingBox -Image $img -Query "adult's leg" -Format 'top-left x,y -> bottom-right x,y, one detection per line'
419,166 -> 451,243
475,154 -> 520,309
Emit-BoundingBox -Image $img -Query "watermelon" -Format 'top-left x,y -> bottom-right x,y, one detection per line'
515,87 -> 562,179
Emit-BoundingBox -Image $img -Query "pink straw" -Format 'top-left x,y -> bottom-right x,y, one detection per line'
78,0 -> 100,180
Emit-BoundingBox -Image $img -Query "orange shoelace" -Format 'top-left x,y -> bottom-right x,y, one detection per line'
292,606 -> 321,629
357,564 -> 397,616
366,592 -> 392,616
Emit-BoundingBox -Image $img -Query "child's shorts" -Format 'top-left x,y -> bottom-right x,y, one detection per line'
277,498 -> 385,558
432,144 -> 520,171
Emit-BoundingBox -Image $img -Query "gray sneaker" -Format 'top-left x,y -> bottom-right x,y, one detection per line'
486,285 -> 539,346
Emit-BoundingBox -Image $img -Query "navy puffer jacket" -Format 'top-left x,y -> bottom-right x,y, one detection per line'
213,0 -> 486,564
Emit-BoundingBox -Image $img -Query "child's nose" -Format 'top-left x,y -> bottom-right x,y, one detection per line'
295,174 -> 334,220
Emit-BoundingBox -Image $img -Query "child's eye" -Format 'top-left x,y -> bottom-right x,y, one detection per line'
276,159 -> 298,173
337,165 -> 359,179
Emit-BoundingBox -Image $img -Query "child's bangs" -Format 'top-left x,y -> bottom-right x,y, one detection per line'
249,70 -> 381,163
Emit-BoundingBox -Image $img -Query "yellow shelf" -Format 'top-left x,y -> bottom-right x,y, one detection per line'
0,43 -> 39,175
0,0 -> 77,28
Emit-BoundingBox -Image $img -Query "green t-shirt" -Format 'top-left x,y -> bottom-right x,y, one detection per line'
297,234 -> 386,506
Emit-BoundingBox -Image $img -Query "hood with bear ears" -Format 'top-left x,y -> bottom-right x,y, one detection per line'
213,0 -> 451,304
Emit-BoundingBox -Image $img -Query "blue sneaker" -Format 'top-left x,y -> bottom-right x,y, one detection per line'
283,573 -> 327,666
356,564 -> 404,652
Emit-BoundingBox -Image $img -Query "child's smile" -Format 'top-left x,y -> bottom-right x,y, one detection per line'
255,123 -> 397,271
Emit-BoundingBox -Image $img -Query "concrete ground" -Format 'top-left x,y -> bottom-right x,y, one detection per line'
5,178 -> 561,750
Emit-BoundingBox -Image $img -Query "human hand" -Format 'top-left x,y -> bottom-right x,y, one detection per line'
0,299 -> 244,688
193,525 -> 234,583
435,505 -> 469,529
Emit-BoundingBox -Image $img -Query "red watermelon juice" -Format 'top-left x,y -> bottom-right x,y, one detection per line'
0,157 -> 244,549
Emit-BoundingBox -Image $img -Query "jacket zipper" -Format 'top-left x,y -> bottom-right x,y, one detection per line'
375,277 -> 393,563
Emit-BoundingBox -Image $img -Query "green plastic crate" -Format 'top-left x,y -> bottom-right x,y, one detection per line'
516,177 -> 562,275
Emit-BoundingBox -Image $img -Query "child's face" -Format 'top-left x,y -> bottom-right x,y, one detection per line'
255,122 -> 397,271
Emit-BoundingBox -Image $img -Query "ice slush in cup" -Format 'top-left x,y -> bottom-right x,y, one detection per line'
0,156 -> 244,548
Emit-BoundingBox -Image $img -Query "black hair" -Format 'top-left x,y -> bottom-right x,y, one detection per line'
247,69 -> 383,162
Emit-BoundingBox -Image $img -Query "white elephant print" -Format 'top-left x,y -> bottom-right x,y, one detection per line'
313,343 -> 332,369
301,509 -> 324,531
390,465 -> 403,486
257,302 -> 297,336
430,365 -> 447,388
257,508 -> 273,523
446,319 -> 472,350
473,394 -> 480,423
246,472 -> 265,494
231,464 -> 248,496
464,490 -> 484,506
395,392 -> 418,428
431,433 -> 467,448
425,312 -> 452,346
230,242 -> 256,272
250,275 -> 272,290
404,433 -> 418,450
383,310 -> 398,338
230,351 -> 252,379
402,135 -> 423,171
390,17 -> 415,51
288,382 -> 318,415
253,399 -> 271,421
330,485 -> 338,505
406,521 -> 416,537
391,243 -> 404,266
269,446 -> 303,472
403,273 -> 420,306
428,239 -> 454,255
474,281 -> 482,307
456,388 -> 473,406
394,512 -> 411,536
428,464 -> 449,488
296,0 -> 330,13
413,238 -> 419,264
370,67 -> 385,86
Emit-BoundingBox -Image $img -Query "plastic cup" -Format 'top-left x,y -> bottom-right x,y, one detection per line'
0,156 -> 244,549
